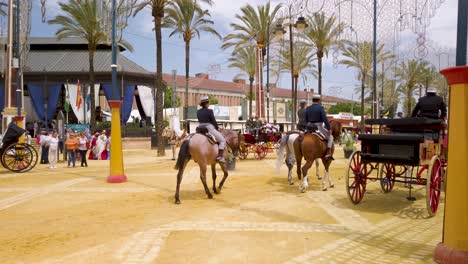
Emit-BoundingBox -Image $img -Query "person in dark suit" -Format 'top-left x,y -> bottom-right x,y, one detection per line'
305,94 -> 334,160
297,100 -> 307,131
411,87 -> 447,120
197,96 -> 226,163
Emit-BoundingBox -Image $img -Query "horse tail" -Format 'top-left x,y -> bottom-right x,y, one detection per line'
276,134 -> 289,173
174,140 -> 190,170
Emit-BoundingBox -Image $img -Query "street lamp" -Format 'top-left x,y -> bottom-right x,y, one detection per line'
273,15 -> 308,130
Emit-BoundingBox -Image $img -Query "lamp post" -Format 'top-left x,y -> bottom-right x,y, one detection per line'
273,13 -> 308,130
107,0 -> 127,183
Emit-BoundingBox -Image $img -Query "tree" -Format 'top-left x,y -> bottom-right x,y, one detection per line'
339,41 -> 393,130
272,42 -> 316,98
208,95 -> 218,105
164,0 -> 221,128
0,2 -> 7,16
164,86 -> 181,108
395,59 -> 430,116
328,102 -> 361,115
304,13 -> 345,95
49,0 -> 133,126
228,46 -> 256,118
222,2 -> 281,52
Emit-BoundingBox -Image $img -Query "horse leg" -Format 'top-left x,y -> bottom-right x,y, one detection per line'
299,160 -> 313,193
218,163 -> 229,191
199,164 -> 213,199
315,158 -> 322,180
296,154 -> 303,181
321,159 -> 334,191
171,145 -> 176,160
211,164 -> 219,194
286,150 -> 295,185
174,160 -> 188,204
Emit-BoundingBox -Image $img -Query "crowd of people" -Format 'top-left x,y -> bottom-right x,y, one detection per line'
37,128 -> 111,169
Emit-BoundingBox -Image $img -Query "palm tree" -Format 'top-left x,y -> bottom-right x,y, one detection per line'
164,0 -> 221,127
339,41 -> 393,130
228,46 -> 256,118
134,0 -> 214,156
48,0 -> 133,126
0,2 -> 7,16
395,59 -> 430,116
272,42 -> 317,95
304,13 -> 345,95
222,2 -> 281,52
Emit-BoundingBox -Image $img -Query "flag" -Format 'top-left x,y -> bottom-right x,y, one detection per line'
76,80 -> 82,110
64,81 -> 70,113
86,92 -> 91,112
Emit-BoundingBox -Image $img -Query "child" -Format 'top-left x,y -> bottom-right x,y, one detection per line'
47,131 -> 59,169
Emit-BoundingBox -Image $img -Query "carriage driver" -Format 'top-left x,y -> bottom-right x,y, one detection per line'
197,96 -> 226,163
305,94 -> 334,160
297,100 -> 307,131
411,87 -> 447,120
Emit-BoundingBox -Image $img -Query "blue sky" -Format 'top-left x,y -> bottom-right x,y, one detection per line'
31,0 -> 459,100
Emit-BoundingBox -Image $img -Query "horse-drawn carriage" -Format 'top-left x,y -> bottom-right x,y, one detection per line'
346,118 -> 447,216
239,125 -> 282,160
0,123 -> 38,173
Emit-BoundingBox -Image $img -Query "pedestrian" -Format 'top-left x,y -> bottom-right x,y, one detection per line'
47,131 -> 59,169
89,132 -> 99,160
33,122 -> 38,137
39,131 -> 50,164
24,131 -> 32,145
65,132 -> 79,167
78,132 -> 88,167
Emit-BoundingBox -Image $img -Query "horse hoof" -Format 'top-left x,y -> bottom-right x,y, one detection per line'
207,194 -> 213,199
213,189 -> 219,194
322,188 -> 327,191
175,199 -> 181,204
171,158 -> 175,161
289,182 -> 294,185
317,177 -> 322,180
329,184 -> 334,188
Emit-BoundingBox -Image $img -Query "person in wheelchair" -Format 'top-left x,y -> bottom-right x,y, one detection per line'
305,94 -> 334,160
197,96 -> 226,163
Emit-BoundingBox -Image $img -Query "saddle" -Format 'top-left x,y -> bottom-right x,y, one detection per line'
304,123 -> 329,142
195,126 -> 217,145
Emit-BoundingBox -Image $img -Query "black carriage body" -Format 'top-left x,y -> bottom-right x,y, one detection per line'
2,123 -> 26,147
358,118 -> 445,166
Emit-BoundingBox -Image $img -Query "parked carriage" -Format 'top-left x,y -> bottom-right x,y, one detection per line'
1,123 -> 38,173
239,125 -> 282,160
346,118 -> 447,216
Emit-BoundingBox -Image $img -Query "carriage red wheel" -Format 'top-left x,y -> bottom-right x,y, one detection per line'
379,163 -> 396,193
346,151 -> 369,204
426,156 -> 443,217
254,144 -> 267,160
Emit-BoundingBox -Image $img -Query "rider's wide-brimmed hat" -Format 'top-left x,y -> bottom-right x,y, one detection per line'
200,96 -> 210,106
300,99 -> 307,104
427,87 -> 437,94
312,94 -> 321,99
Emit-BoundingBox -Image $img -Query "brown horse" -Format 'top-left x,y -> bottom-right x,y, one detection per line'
314,119 -> 342,179
174,129 -> 241,204
277,130 -> 334,191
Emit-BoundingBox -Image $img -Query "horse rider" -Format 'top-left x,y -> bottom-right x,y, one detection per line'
297,99 -> 307,131
305,94 -> 334,160
411,87 -> 447,120
197,96 -> 226,163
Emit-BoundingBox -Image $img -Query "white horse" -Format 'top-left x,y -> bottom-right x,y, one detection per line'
276,133 -> 331,190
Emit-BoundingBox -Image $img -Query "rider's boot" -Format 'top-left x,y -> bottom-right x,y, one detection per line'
325,148 -> 334,161
217,149 -> 226,163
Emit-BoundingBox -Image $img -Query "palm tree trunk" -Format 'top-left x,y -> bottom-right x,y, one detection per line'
360,76 -> 366,132
407,85 -> 412,117
184,41 -> 190,130
317,51 -> 323,95
155,16 -> 165,156
249,77 -> 253,118
88,48 -> 96,126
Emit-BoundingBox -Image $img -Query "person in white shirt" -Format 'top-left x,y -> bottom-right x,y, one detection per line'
47,131 -> 59,169
39,131 -> 50,164
78,132 -> 89,167
24,131 -> 32,145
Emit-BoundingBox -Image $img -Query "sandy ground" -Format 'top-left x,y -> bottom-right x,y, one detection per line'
0,143 -> 443,264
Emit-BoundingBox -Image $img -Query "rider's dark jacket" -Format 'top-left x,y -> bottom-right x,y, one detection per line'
305,103 -> 330,130
411,94 -> 447,119
197,108 -> 218,130
297,107 -> 307,127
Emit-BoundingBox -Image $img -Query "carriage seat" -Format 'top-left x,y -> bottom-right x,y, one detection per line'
195,126 -> 217,145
